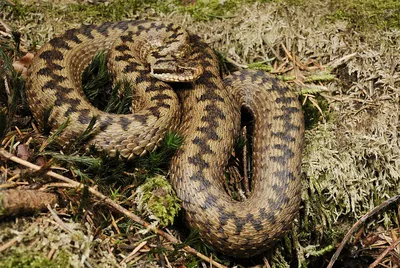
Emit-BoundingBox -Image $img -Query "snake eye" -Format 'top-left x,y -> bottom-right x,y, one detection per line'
176,66 -> 185,74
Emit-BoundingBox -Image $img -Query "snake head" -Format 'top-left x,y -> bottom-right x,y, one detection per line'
148,54 -> 203,82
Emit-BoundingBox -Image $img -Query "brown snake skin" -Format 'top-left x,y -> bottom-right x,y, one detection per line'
26,20 -> 304,257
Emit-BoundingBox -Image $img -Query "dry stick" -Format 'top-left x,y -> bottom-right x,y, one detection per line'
121,240 -> 148,264
163,253 -> 173,268
369,237 -> 400,268
48,204 -> 75,233
0,235 -> 19,252
0,148 -> 227,268
281,43 -> 308,71
327,194 -> 400,268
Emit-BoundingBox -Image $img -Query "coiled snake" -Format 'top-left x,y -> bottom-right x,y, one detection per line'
26,20 -> 304,257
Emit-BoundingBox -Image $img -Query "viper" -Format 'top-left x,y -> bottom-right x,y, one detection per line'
26,20 -> 304,257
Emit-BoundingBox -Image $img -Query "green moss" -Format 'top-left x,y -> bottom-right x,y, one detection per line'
1,0 -> 31,19
9,0 -> 399,32
173,0 -> 281,21
4,0 -> 277,24
299,94 -> 329,129
3,0 -> 171,30
135,175 -> 181,226
0,251 -> 70,268
66,0 -> 144,22
178,0 -> 240,20
328,0 -> 400,30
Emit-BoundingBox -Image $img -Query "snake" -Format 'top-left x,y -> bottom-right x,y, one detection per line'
26,20 -> 304,257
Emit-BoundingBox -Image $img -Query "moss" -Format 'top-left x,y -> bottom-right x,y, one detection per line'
300,94 -> 330,129
3,0 -> 400,266
5,0 -> 146,23
1,0 -> 32,19
327,0 -> 400,30
177,0 -> 242,21
0,216 -> 123,267
65,0 -> 145,22
135,175 -> 181,226
0,251 -> 70,268
8,0 -> 400,34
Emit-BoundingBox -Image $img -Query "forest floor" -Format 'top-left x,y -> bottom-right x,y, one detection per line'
1,0 -> 400,267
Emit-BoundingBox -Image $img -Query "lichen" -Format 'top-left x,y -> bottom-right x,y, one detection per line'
2,0 -> 400,266
0,217 -> 122,267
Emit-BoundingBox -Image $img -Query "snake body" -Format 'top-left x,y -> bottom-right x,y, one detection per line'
26,21 -> 304,257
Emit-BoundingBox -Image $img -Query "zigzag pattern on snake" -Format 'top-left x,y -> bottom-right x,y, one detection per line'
26,20 -> 304,257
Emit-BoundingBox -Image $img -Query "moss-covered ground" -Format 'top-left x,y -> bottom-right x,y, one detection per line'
1,0 -> 400,267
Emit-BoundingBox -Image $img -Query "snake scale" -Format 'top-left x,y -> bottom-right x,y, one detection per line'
26,20 -> 304,257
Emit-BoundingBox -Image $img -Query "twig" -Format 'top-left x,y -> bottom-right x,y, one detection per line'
327,194 -> 400,268
281,43 -> 309,71
0,222 -> 36,252
0,235 -> 18,252
369,237 -> 400,268
121,240 -> 147,264
0,148 -> 227,268
5,0 -> 15,6
303,94 -> 325,122
40,182 -> 78,190
47,248 -> 56,260
3,75 -> 10,95
0,183 -> 18,189
163,253 -> 173,268
0,19 -> 12,33
48,204 -> 75,234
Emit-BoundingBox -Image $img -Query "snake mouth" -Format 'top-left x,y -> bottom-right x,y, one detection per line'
150,65 -> 203,82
